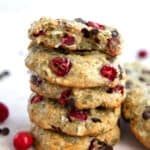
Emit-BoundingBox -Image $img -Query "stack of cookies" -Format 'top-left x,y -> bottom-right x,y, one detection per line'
25,17 -> 126,150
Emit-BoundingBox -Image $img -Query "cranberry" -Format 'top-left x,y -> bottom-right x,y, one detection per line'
58,90 -> 71,106
0,102 -> 9,123
100,65 -> 117,81
107,38 -> 120,56
61,35 -> 75,45
33,30 -> 45,37
137,49 -> 148,58
31,95 -> 43,104
68,109 -> 87,121
107,85 -> 124,94
49,57 -> 72,76
13,131 -> 33,150
86,21 -> 105,30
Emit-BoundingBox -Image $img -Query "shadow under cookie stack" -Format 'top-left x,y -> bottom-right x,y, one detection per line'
25,17 -> 126,150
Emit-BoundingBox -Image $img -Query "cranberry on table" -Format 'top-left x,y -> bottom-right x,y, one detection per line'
137,49 -> 148,58
0,102 -> 9,123
13,131 -> 33,150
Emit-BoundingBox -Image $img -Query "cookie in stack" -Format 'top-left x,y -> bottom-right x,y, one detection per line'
25,17 -> 126,150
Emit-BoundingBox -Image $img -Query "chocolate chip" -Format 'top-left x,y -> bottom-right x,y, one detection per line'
91,118 -> 101,123
51,126 -> 61,133
139,76 -> 145,82
0,70 -> 10,80
125,81 -> 132,89
0,129 -> 2,134
90,29 -> 99,36
94,37 -> 100,43
1,127 -> 9,136
111,30 -> 118,38
89,139 -> 113,150
81,28 -> 90,38
142,106 -> 150,120
31,74 -> 42,86
74,18 -> 87,24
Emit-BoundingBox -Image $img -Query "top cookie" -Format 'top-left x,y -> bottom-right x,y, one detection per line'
28,17 -> 122,57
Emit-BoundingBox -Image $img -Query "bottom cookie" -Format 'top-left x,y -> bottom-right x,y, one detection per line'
32,125 -> 120,150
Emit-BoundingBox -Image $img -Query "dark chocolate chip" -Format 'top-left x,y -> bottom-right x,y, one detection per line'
81,28 -> 90,38
1,127 -> 9,136
74,18 -> 87,24
111,30 -> 118,38
91,118 -> 101,123
94,37 -> 100,43
139,76 -> 145,82
89,139 -> 113,150
0,128 -> 2,134
0,70 -> 10,80
142,106 -> 150,120
90,29 -> 99,36
125,81 -> 133,89
31,74 -> 42,86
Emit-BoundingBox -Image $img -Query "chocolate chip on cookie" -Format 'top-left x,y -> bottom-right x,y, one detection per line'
142,106 -> 150,120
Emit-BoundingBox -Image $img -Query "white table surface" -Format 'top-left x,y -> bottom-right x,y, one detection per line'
0,0 -> 149,149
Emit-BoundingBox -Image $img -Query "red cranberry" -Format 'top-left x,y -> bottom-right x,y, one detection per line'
107,85 -> 124,94
107,38 -> 120,56
138,49 -> 148,58
100,65 -> 117,81
61,35 -> 75,45
68,109 -> 87,121
0,102 -> 9,123
49,57 -> 72,76
86,21 -> 105,30
58,90 -> 71,106
33,30 -> 45,37
13,131 -> 33,150
31,95 -> 43,104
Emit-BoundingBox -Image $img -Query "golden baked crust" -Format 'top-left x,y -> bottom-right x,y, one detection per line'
32,125 -> 120,150
28,95 -> 121,136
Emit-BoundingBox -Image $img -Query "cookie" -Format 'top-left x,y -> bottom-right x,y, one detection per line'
28,94 -> 121,136
30,74 -> 125,109
28,17 -> 122,57
32,125 -> 120,150
25,46 -> 126,88
122,62 -> 150,149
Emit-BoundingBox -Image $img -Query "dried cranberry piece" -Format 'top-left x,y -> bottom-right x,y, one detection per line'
87,21 -> 105,30
137,49 -> 148,58
49,57 -> 72,76
89,139 -> 113,150
68,109 -> 87,121
31,95 -> 43,104
0,102 -> 9,123
33,30 -> 45,37
58,90 -> 72,106
107,38 -> 120,56
107,85 -> 124,94
100,65 -> 117,81
61,35 -> 75,45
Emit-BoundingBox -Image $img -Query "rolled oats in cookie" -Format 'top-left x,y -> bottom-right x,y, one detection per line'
31,124 -> 120,150
30,74 -> 126,109
25,45 -> 126,88
28,94 -> 121,136
123,62 -> 150,149
28,17 -> 122,57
